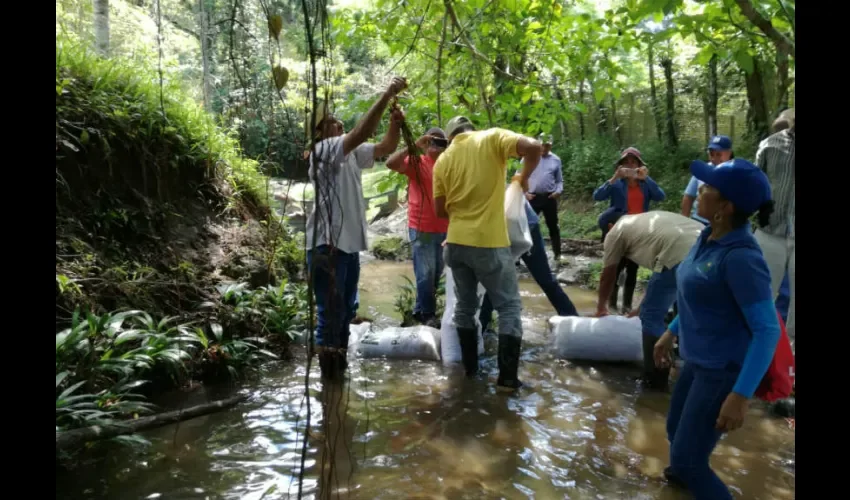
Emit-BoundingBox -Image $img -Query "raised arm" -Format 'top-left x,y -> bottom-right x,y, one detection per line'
373,109 -> 403,159
515,136 -> 543,191
342,77 -> 407,157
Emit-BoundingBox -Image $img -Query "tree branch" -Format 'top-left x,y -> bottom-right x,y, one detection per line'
776,0 -> 795,38
442,0 -> 523,83
733,0 -> 795,59
385,0 -> 434,74
164,14 -> 199,39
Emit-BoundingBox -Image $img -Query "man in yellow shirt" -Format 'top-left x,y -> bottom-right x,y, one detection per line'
433,116 -> 543,391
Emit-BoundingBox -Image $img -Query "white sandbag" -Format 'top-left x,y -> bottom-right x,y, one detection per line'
549,315 -> 644,363
440,267 -> 486,366
505,181 -> 533,260
348,322 -> 442,362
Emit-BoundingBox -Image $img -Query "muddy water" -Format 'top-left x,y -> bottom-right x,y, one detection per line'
57,261 -> 795,500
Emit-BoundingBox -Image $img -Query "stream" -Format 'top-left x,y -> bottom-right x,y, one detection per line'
56,260 -> 795,500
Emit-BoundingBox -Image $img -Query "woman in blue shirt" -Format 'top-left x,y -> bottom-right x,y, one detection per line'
653,158 -> 781,500
593,148 -> 665,313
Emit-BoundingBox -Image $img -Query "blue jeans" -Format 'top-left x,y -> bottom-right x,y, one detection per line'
640,265 -> 679,338
444,244 -> 523,338
640,265 -> 679,388
409,228 -> 446,318
480,223 -> 578,327
307,245 -> 360,348
776,271 -> 790,323
666,362 -> 738,500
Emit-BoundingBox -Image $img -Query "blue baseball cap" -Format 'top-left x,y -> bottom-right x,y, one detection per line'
690,159 -> 771,215
707,135 -> 733,151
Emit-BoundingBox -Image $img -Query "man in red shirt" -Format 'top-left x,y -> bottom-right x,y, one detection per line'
386,127 -> 450,327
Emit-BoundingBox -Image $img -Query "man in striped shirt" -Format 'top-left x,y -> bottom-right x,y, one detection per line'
753,112 -> 795,343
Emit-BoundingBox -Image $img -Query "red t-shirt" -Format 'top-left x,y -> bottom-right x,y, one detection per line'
627,183 -> 645,215
403,154 -> 449,233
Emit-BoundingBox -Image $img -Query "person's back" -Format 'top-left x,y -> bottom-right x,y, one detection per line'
604,211 -> 703,272
434,128 -> 521,248
433,116 -> 543,392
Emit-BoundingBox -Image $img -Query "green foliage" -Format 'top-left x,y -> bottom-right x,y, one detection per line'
56,36 -> 268,212
371,236 -> 411,261
56,278 -> 310,437
394,275 -> 446,327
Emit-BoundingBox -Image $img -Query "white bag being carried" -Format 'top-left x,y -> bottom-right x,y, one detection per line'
440,267 -> 486,366
549,315 -> 644,363
349,322 -> 442,362
505,181 -> 533,260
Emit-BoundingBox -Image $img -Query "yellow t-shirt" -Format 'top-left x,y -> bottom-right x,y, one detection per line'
432,128 -> 521,248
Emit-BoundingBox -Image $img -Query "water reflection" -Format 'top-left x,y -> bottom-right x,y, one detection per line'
56,262 -> 794,499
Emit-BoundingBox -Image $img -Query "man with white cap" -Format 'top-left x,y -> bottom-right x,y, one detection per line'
306,77 -> 408,380
432,116 -> 543,391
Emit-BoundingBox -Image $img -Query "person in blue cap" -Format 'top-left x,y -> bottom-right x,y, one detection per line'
653,158 -> 781,499
680,135 -> 734,226
479,199 -> 579,329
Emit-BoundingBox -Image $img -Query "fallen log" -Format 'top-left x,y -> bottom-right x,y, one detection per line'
56,393 -> 248,450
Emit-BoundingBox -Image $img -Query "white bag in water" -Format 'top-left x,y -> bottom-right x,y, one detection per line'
505,181 -> 533,260
348,322 -> 441,362
440,267 -> 486,366
550,315 -> 644,363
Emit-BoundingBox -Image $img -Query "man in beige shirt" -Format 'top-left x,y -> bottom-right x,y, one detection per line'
595,210 -> 704,390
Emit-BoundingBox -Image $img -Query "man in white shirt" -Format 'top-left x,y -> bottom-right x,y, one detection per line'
307,77 -> 407,379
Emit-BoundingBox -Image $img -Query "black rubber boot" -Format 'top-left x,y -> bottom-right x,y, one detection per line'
496,335 -> 523,391
663,467 -> 686,488
318,350 -> 346,381
456,327 -> 479,376
641,332 -> 670,391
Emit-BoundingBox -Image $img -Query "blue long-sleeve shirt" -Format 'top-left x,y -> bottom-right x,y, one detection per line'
667,224 -> 780,398
593,177 -> 666,213
683,176 -> 710,225
526,153 -> 563,195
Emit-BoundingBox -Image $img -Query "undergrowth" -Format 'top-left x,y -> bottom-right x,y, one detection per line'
55,38 -> 309,454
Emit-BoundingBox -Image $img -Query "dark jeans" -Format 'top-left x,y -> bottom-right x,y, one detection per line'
529,194 -> 561,258
480,223 -> 578,328
639,265 -> 679,389
307,245 -> 360,348
666,362 -> 738,500
409,228 -> 446,319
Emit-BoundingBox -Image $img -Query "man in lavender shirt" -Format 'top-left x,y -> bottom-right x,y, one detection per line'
524,133 -> 564,261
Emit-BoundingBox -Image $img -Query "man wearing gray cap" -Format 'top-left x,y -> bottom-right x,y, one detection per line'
386,127 -> 450,327
306,77 -> 408,380
433,116 -> 543,391
524,133 -> 564,263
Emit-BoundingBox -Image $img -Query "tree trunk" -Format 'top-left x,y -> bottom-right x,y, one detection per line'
707,54 -> 718,137
56,394 -> 247,450
577,80 -> 586,140
660,58 -> 678,149
592,81 -> 608,135
744,58 -> 770,145
775,47 -> 790,112
436,12 -> 448,127
733,0 -> 795,59
647,41 -> 664,142
198,0 -> 215,113
610,96 -> 623,147
94,0 -> 110,57
627,93 -> 636,145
